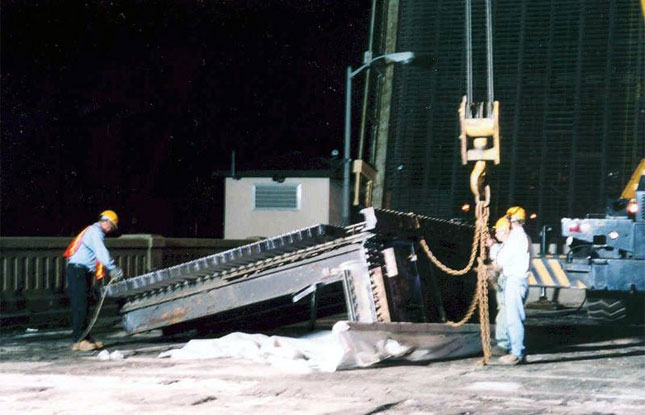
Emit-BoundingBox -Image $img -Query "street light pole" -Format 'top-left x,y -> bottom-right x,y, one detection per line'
341,52 -> 415,226
342,66 -> 353,226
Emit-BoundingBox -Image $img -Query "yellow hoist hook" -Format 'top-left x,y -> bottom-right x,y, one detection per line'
469,160 -> 490,207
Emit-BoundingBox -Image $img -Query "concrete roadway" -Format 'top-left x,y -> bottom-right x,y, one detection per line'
1,290 -> 643,415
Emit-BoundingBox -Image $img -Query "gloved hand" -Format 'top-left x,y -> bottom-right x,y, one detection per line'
485,264 -> 500,289
109,266 -> 124,282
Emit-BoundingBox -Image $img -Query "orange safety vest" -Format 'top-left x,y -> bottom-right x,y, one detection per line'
63,226 -> 106,280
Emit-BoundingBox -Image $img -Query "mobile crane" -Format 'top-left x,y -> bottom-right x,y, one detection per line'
530,159 -> 645,321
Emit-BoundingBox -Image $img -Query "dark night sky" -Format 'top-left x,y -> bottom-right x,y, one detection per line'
1,0 -> 370,237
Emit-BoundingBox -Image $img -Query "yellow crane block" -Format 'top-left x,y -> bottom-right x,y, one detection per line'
458,96 -> 500,166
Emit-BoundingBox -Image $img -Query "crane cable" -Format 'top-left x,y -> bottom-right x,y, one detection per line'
414,0 -> 496,365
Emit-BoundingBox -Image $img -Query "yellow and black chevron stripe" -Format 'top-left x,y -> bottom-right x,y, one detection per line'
528,256 -> 587,289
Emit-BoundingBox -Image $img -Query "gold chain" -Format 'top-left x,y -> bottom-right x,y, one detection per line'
415,216 -> 480,276
411,200 -> 492,364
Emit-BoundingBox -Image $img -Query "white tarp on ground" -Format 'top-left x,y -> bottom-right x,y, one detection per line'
158,321 -> 481,373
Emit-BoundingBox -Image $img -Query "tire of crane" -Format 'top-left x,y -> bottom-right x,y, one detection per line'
586,291 -> 644,323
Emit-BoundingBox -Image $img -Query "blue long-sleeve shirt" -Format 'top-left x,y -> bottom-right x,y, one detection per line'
67,223 -> 117,271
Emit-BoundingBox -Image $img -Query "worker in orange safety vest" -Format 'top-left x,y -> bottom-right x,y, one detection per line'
64,210 -> 123,352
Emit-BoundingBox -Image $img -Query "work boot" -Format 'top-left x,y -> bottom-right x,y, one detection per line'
71,340 -> 97,352
87,338 -> 104,349
498,354 -> 524,366
490,345 -> 509,356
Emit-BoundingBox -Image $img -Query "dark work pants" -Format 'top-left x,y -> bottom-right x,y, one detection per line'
67,263 -> 92,342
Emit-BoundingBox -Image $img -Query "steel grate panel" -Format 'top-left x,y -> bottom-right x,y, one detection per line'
105,223 -> 348,297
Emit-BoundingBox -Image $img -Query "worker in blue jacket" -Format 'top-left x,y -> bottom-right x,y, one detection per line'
64,210 -> 123,351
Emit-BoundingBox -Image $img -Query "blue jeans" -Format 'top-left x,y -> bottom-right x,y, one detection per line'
503,277 -> 529,358
494,285 -> 509,350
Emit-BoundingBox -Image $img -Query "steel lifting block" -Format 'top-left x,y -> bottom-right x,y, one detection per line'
458,96 -> 500,165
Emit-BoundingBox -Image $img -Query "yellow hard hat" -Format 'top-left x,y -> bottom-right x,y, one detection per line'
99,210 -> 119,228
506,206 -> 526,222
494,217 -> 510,230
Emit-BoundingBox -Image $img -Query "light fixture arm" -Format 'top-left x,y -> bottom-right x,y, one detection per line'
350,52 -> 415,78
